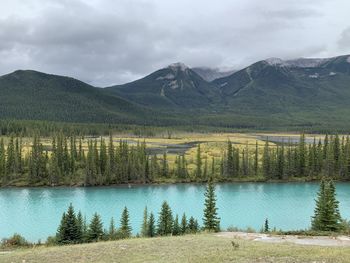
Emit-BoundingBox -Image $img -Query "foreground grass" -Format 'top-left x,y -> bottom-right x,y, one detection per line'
2,234 -> 350,263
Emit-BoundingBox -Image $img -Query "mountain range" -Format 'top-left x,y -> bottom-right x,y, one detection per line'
1,54 -> 350,130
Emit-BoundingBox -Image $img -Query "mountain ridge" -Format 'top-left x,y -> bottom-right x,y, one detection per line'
1,54 -> 350,130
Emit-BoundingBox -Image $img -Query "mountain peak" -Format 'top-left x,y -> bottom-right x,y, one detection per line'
167,62 -> 189,71
264,57 -> 284,66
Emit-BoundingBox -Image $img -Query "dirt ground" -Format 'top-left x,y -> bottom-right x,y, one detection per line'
217,231 -> 350,247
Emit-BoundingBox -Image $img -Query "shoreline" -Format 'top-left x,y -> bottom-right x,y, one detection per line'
1,177 -> 348,189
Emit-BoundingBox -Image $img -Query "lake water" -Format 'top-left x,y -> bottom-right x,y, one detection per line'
1,182 -> 350,242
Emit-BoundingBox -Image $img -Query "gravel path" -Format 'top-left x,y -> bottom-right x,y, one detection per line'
216,231 -> 350,247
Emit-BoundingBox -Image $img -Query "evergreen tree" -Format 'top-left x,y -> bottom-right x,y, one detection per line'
162,152 -> 168,178
108,217 -> 117,240
157,201 -> 173,235
172,214 -> 180,235
141,206 -> 149,237
254,141 -> 259,176
196,144 -> 202,179
88,213 -> 104,242
76,211 -> 84,243
56,204 -> 79,244
311,179 -> 342,231
120,207 -> 132,238
188,216 -> 199,233
264,218 -> 269,232
262,139 -> 270,179
203,179 -> 220,231
148,212 -> 156,237
181,213 -> 187,234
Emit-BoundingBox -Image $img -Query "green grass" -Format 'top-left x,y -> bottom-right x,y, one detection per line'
2,234 -> 350,263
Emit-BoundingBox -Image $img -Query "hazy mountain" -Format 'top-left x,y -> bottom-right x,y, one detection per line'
106,63 -> 220,108
0,70 -> 149,123
1,54 -> 350,130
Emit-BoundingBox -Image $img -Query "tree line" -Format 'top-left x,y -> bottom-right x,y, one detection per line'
52,180 -> 219,245
1,134 -> 350,186
222,134 -> 350,180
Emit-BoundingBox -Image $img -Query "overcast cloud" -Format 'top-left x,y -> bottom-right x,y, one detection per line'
0,0 -> 350,86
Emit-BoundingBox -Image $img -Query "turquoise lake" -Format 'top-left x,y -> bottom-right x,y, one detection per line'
1,182 -> 350,242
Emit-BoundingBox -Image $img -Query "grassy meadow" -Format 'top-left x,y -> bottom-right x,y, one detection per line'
2,233 -> 350,263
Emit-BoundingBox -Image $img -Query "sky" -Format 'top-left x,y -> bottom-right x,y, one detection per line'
1,0 -> 350,86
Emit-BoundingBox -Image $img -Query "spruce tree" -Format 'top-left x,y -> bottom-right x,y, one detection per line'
76,211 -> 84,243
188,216 -> 199,233
196,144 -> 202,179
108,217 -> 117,240
56,204 -> 79,244
88,213 -> 104,242
264,218 -> 269,232
141,206 -> 148,237
157,201 -> 173,235
181,213 -> 187,234
172,214 -> 180,236
203,179 -> 220,231
120,207 -> 132,238
148,212 -> 156,237
311,179 -> 342,231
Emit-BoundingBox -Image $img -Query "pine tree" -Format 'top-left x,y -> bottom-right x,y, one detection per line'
148,212 -> 156,237
181,213 -> 187,234
196,144 -> 202,179
254,141 -> 259,176
141,206 -> 148,237
311,179 -> 342,231
188,216 -> 199,233
120,207 -> 132,238
56,203 -> 79,244
172,214 -> 180,235
108,217 -> 117,240
264,218 -> 269,232
157,201 -> 173,235
76,211 -> 84,243
88,213 -> 104,242
262,139 -> 270,179
162,152 -> 168,178
203,179 -> 220,231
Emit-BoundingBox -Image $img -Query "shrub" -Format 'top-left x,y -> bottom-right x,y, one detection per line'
1,234 -> 31,248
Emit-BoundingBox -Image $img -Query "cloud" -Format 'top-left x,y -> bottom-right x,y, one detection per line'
0,0 -> 349,86
338,27 -> 350,52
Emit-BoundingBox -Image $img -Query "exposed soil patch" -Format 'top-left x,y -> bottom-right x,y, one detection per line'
216,231 -> 350,247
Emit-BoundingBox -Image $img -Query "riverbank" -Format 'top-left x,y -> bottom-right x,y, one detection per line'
0,175 -> 330,188
2,233 -> 350,263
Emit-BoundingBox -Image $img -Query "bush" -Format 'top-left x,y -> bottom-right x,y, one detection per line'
46,236 -> 59,246
1,234 -> 31,248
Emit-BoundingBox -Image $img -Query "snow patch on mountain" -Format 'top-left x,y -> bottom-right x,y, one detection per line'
168,80 -> 179,89
309,73 -> 319,78
156,73 -> 175,81
265,57 -> 330,68
265,58 -> 285,66
347,56 -> 350,63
